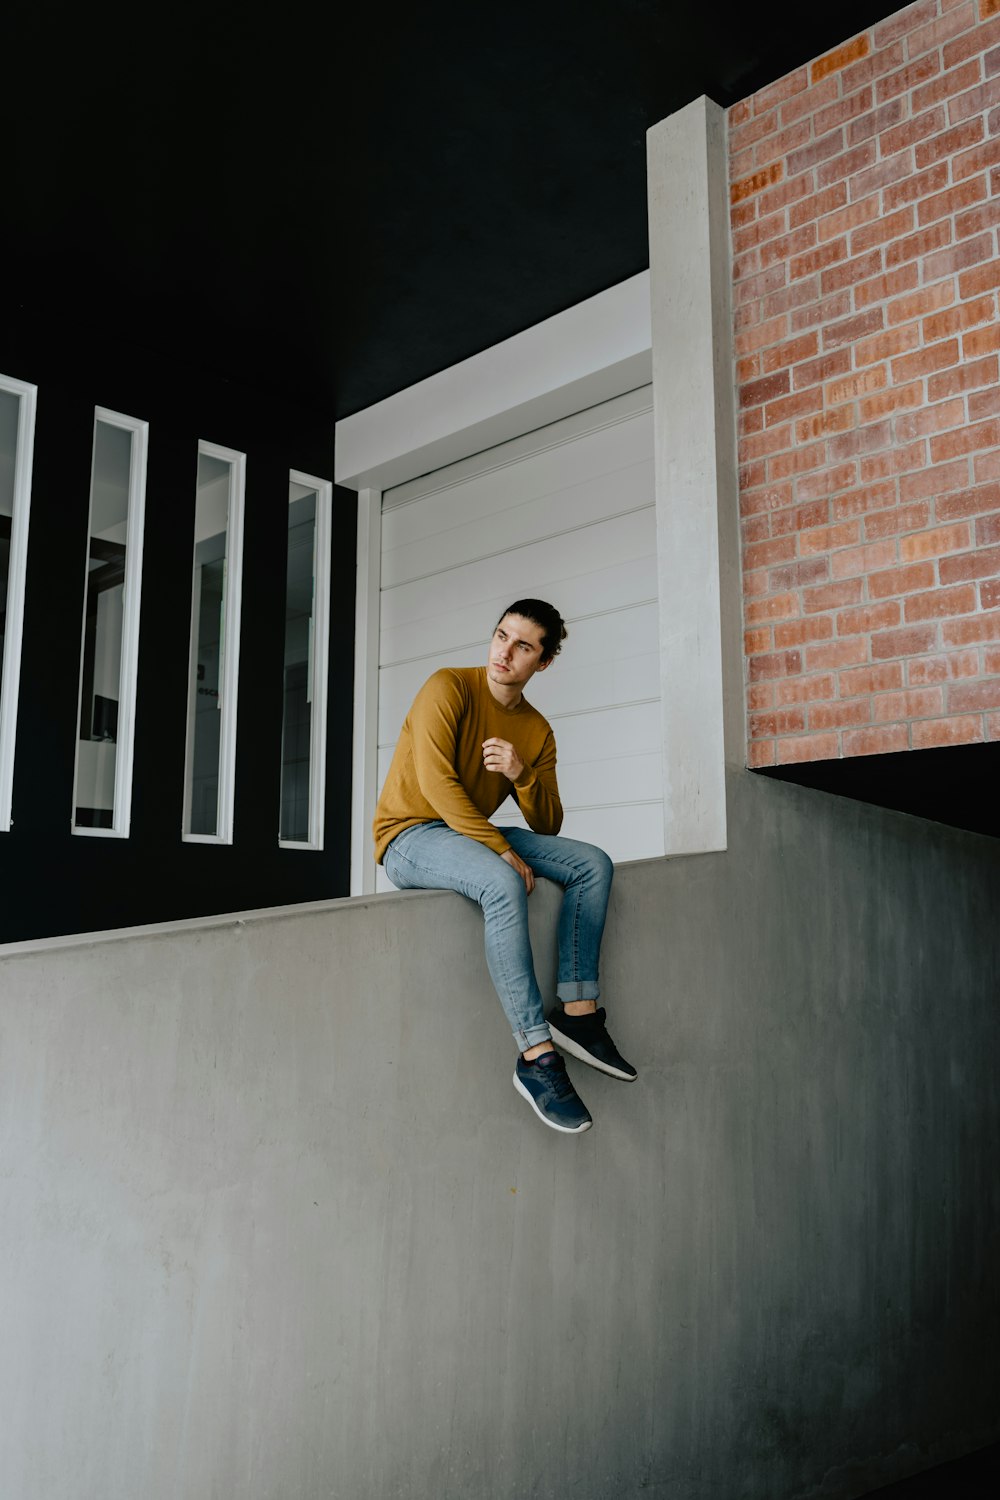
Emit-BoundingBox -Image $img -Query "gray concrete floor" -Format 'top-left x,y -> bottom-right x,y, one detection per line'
866,1443 -> 998,1496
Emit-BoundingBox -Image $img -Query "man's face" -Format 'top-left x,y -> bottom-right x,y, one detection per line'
487,613 -> 550,692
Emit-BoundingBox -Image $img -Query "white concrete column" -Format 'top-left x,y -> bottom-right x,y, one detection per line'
350,487 -> 382,895
647,95 -> 744,857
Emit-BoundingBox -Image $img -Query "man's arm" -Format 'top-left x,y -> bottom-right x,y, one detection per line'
484,729 -> 563,837
409,673 -> 512,854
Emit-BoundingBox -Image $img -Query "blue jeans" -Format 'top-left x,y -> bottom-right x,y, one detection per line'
383,821 -> 614,1052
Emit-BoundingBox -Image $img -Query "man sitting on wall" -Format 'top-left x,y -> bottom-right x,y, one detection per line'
374,598 -> 636,1133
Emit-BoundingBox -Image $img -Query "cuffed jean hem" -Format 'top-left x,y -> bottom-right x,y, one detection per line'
516,1022 -> 553,1053
557,980 -> 600,1003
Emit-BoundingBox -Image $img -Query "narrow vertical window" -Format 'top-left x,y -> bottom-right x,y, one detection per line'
279,472 -> 332,849
0,374 -> 38,832
182,441 -> 245,843
72,409 -> 149,836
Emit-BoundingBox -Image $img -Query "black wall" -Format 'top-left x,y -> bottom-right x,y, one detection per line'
0,316 -> 356,944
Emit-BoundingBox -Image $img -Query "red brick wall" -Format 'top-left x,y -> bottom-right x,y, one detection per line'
730,0 -> 1000,766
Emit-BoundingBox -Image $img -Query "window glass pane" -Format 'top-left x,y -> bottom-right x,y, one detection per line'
0,389 -> 20,709
183,447 -> 243,840
74,420 -> 132,829
0,376 -> 37,833
280,484 -> 317,842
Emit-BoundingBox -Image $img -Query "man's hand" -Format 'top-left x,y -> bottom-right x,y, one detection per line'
500,847 -> 535,894
483,737 -> 524,781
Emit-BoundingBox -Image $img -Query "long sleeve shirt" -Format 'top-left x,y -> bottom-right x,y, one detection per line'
373,666 -> 562,863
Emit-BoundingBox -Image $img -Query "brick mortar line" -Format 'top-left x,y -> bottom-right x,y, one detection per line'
751,710 -> 993,751
729,6 -> 1000,764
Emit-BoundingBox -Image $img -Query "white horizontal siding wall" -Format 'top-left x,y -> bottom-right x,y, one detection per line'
376,386 -> 661,890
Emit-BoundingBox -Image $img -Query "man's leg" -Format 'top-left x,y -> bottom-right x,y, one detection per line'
503,827 -> 613,1005
384,820 -> 549,1050
383,822 -> 593,1132
504,829 -> 636,1081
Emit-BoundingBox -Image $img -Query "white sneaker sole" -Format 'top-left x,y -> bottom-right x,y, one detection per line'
512,1073 -> 593,1132
547,1022 -> 638,1082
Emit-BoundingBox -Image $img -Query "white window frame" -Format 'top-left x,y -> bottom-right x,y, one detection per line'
279,470 -> 332,851
71,407 -> 149,838
182,440 -> 246,845
0,373 -> 38,833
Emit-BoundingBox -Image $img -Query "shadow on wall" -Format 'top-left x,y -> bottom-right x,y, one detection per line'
759,741 -> 1000,841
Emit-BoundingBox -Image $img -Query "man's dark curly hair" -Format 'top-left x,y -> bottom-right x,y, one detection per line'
495,599 -> 568,664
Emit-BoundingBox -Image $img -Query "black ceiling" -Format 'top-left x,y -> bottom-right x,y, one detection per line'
6,2 -> 904,420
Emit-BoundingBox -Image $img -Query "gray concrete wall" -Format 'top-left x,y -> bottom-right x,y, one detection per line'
1,771 -> 998,1500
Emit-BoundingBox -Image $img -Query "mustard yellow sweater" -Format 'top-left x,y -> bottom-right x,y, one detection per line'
373,666 -> 563,863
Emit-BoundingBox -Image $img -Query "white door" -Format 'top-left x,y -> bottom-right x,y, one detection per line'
376,386 -> 661,888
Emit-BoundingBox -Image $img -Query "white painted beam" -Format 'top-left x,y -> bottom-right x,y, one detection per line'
335,273 -> 652,493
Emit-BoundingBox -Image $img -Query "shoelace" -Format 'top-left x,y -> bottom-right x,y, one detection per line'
545,1060 -> 577,1099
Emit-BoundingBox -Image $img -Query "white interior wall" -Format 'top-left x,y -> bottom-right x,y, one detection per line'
74,742 -> 117,811
193,471 -> 231,546
92,586 -> 124,704
90,420 -> 132,542
375,387 -> 661,889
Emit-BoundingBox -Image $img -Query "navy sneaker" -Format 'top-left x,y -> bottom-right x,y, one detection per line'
513,1051 -> 593,1133
547,1006 -> 637,1081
